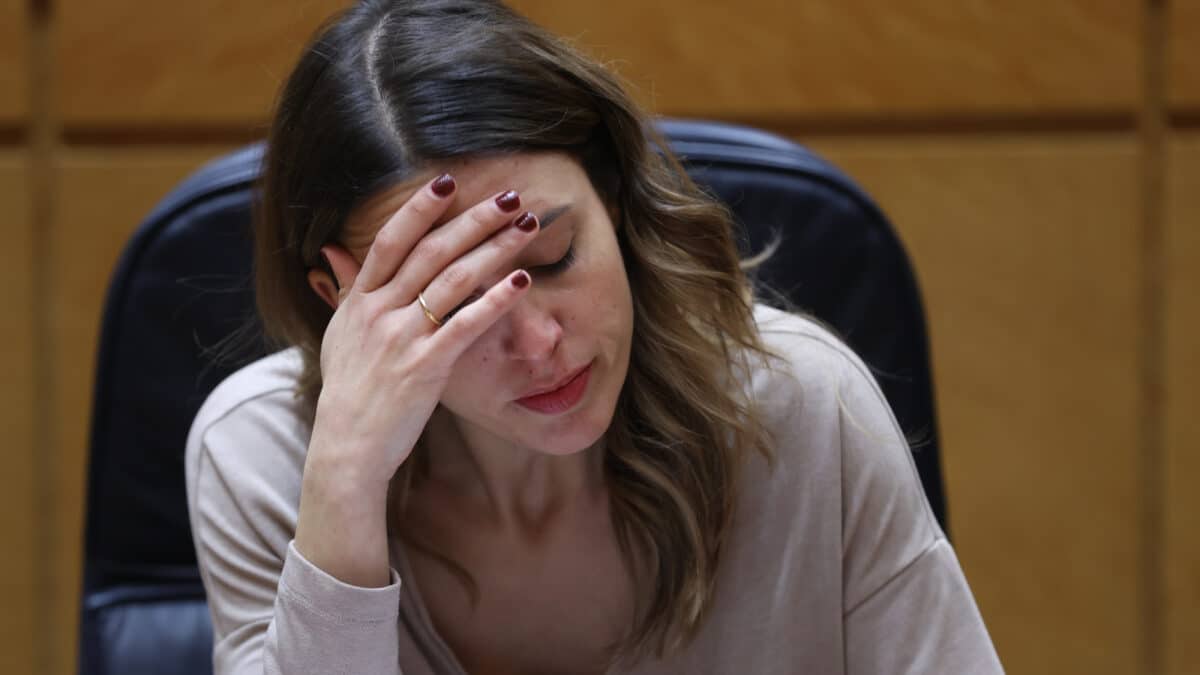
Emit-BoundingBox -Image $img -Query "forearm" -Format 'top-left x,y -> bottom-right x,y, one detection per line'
293,446 -> 393,588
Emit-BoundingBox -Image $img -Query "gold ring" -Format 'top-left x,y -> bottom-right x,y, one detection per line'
417,291 -> 443,327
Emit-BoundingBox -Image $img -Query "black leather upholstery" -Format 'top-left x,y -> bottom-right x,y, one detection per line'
78,119 -> 947,674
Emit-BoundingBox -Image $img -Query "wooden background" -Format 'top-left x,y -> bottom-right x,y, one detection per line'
1,0 -> 1196,673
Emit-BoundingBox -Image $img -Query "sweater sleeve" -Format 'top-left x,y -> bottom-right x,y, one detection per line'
186,385 -> 405,675
835,351 -> 1004,675
266,542 -> 403,674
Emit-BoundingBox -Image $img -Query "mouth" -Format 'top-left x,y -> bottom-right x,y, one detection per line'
515,361 -> 593,415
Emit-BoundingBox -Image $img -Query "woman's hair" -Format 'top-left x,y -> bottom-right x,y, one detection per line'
256,0 -> 780,663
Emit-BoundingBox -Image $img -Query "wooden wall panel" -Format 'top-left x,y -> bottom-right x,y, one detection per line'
512,0 -> 1137,117
56,0 -> 347,127
0,155 -> 36,675
1169,0 -> 1200,110
49,148 -> 235,674
56,0 -> 1137,127
25,2 -> 1191,674
805,136 -> 1141,675
1165,135 -> 1200,675
0,0 -> 27,121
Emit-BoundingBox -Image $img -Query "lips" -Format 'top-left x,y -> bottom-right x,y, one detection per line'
515,361 -> 593,414
518,362 -> 590,399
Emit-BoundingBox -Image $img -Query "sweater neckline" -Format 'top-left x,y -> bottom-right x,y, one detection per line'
388,535 -> 627,675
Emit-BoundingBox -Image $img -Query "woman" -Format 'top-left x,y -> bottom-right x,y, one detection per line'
185,0 -> 1004,673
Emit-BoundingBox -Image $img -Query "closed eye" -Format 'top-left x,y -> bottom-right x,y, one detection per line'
535,244 -> 576,276
445,245 -> 577,319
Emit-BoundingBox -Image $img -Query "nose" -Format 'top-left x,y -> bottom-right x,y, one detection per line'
502,296 -> 563,362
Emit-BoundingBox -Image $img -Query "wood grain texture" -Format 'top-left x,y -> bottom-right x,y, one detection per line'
48,147 -> 236,675
56,0 -> 348,126
0,154 -> 36,675
512,0 -> 1137,118
804,135 -> 1142,675
1169,0 -> 1200,110
0,0 -> 27,121
1165,135 -> 1200,675
56,0 -> 1137,127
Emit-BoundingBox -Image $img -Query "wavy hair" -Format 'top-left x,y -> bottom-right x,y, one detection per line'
255,0 -> 781,663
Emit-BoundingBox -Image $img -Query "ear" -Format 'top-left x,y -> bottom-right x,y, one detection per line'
307,243 -> 361,310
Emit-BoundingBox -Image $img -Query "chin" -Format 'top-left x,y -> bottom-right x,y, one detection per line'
525,412 -> 610,457
531,385 -> 622,455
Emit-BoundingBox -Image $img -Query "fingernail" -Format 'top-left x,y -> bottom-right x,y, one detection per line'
495,190 -> 520,212
511,270 -> 530,288
513,212 -> 538,232
431,174 -> 456,197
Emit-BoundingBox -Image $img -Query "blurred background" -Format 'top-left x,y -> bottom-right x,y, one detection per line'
0,0 -> 1196,673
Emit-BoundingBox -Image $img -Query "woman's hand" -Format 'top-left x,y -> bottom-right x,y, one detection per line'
310,175 -> 538,482
294,174 -> 539,586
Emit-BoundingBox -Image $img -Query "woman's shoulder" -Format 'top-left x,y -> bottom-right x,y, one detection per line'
748,302 -> 882,415
741,302 -> 939,543
188,347 -> 309,443
729,302 -> 939,545
185,347 -> 312,499
741,303 -> 921,514
184,349 -> 318,630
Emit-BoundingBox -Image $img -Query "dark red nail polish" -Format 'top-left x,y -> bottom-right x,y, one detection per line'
511,270 -> 530,288
431,174 -> 456,197
495,190 -> 520,212
513,212 -> 538,232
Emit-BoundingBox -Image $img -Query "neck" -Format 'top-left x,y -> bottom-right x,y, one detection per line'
421,406 -> 607,534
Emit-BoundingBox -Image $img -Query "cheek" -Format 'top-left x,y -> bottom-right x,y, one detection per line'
590,242 -> 633,318
442,340 -> 504,404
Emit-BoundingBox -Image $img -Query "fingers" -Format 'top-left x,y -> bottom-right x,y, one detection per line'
355,173 -> 459,293
431,269 -> 533,353
387,189 -> 526,303
417,211 -> 539,323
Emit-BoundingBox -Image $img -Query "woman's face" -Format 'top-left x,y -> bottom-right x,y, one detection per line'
339,152 -> 634,456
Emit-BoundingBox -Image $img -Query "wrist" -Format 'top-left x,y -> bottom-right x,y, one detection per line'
302,447 -> 393,506
305,411 -> 398,496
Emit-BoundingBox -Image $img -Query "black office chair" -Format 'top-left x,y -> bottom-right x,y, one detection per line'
78,118 -> 947,675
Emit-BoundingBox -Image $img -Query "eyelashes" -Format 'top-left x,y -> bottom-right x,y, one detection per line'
445,244 -> 576,319
535,244 -> 576,276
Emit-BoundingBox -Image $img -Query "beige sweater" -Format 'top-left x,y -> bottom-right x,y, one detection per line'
185,304 -> 1003,674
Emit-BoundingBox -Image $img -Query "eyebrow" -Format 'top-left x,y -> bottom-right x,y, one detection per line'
538,204 -> 571,230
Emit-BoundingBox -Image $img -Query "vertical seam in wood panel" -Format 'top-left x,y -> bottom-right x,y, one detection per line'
1140,1 -> 1168,673
28,0 -> 57,673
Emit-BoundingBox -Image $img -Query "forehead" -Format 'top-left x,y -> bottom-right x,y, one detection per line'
342,152 -> 589,248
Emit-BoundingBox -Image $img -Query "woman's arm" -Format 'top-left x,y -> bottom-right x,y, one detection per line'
186,378 -> 404,675
835,349 -> 1005,674
188,171 -> 540,674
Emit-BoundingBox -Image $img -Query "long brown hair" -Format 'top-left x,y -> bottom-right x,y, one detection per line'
256,0 -> 780,663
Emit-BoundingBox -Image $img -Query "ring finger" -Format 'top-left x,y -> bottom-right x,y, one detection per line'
388,189 -> 526,306
417,210 -> 540,324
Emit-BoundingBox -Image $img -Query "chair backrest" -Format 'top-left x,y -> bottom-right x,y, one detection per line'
79,118 -> 947,675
